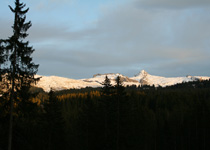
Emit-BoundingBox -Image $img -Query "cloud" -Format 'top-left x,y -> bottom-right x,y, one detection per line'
84,1 -> 210,76
0,19 -> 13,38
31,0 -> 210,78
50,0 -> 71,2
32,0 -> 75,11
134,0 -> 210,9
2,0 -> 210,78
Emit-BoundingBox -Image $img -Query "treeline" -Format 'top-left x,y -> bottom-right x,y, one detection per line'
1,79 -> 210,150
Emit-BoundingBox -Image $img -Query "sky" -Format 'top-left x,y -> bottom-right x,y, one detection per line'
0,0 -> 210,79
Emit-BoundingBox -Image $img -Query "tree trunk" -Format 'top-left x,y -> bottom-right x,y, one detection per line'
8,50 -> 16,150
8,89 -> 14,150
8,9 -> 17,149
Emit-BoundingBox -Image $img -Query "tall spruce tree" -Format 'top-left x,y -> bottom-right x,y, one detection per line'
7,0 -> 39,89
115,75 -> 125,96
102,75 -> 112,95
114,76 -> 126,150
0,1 -> 39,150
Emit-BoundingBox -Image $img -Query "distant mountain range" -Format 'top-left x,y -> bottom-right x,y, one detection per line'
34,70 -> 210,92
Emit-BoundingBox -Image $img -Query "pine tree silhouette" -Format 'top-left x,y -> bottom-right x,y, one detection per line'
43,89 -> 65,150
115,75 -> 125,96
0,1 -> 39,150
114,76 -> 125,150
102,75 -> 112,96
7,0 -> 39,90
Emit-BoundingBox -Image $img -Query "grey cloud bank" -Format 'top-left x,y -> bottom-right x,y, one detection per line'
1,0 -> 210,79
135,0 -> 210,9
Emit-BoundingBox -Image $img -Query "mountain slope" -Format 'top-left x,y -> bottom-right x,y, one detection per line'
131,70 -> 193,87
81,73 -> 140,87
35,75 -> 101,92
34,70 -> 210,92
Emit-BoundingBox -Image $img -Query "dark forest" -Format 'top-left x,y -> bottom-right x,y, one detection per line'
1,79 -> 210,150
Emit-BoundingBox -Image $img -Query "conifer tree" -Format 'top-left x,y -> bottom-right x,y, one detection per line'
115,75 -> 125,96
0,1 -> 39,150
7,0 -> 39,90
43,89 -> 65,150
102,75 -> 112,95
114,75 -> 125,150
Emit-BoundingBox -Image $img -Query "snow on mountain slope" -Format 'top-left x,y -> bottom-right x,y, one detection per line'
131,70 -> 209,87
35,75 -> 101,92
35,73 -> 140,92
81,73 -> 140,87
34,70 -> 210,92
189,76 -> 210,81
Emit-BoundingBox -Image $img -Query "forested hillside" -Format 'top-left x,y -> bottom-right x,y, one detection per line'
1,79 -> 210,150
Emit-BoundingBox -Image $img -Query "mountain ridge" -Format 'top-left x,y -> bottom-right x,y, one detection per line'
34,70 -> 210,92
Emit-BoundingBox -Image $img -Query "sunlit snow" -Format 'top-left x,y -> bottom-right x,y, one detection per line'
34,70 -> 210,92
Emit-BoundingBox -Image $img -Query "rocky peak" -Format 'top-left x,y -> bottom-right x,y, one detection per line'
135,70 -> 148,77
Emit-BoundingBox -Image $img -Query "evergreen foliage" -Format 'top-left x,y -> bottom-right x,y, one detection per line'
115,75 -> 125,96
0,1 -> 39,150
0,79 -> 210,150
102,75 -> 112,96
0,0 -> 39,96
41,89 -> 65,150
5,0 -> 39,90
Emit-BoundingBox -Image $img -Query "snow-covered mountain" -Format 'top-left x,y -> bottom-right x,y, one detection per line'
35,75 -> 101,92
81,73 -> 140,87
131,70 -> 192,87
35,73 -> 140,92
34,70 -> 210,92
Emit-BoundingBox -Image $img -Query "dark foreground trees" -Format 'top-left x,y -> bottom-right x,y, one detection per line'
102,75 -> 112,96
0,0 -> 39,150
1,80 -> 210,150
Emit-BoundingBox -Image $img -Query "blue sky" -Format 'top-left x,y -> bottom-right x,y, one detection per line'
1,0 -> 210,79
